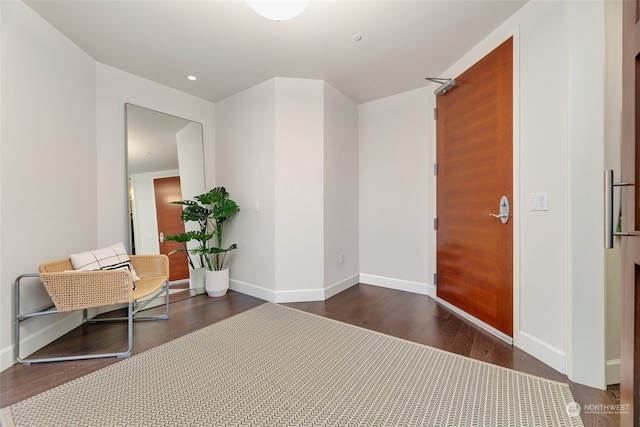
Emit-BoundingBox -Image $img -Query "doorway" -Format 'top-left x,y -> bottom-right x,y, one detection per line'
436,38 -> 514,337
154,176 -> 190,282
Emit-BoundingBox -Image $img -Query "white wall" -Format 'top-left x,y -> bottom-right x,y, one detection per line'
215,80 -> 277,298
274,78 -> 325,295
176,122 -> 206,201
176,121 -> 207,251
359,88 -> 433,295
566,0 -> 606,389
218,78 -> 360,302
0,0 -> 97,369
512,0 -> 568,376
323,83 -> 360,295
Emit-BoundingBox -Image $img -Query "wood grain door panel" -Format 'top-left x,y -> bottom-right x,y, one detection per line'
436,38 -> 513,337
154,176 -> 189,282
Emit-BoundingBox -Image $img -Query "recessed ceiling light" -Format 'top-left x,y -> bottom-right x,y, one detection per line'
352,34 -> 362,42
187,75 -> 197,81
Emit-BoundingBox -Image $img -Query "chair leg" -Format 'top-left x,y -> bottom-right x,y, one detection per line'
14,273 -> 40,364
119,302 -> 133,358
132,281 -> 170,321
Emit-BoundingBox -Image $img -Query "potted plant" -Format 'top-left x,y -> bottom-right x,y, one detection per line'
166,187 -> 239,296
164,200 -> 211,290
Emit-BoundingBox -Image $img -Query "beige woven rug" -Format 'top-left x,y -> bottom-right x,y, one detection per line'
1,303 -> 583,426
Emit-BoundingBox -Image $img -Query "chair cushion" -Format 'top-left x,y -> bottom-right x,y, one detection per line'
70,242 -> 141,282
132,276 -> 168,300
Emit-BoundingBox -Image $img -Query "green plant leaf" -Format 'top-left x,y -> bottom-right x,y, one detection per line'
205,244 -> 237,254
180,204 -> 212,224
196,187 -> 229,205
165,231 -> 200,243
213,199 -> 239,222
166,186 -> 239,271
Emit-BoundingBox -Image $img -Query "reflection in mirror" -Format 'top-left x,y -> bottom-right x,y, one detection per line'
125,104 -> 206,300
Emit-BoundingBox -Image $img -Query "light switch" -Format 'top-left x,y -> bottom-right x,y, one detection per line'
530,192 -> 548,211
254,200 -> 260,212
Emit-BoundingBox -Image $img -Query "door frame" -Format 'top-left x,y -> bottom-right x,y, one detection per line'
431,3 -> 608,390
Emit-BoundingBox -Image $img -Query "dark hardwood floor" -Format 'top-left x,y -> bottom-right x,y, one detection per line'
1,284 -> 619,426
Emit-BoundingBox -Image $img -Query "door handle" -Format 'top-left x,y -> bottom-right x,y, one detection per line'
159,232 -> 165,243
489,196 -> 509,224
604,170 -> 632,248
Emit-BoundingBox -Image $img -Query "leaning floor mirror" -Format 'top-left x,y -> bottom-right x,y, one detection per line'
125,103 -> 206,300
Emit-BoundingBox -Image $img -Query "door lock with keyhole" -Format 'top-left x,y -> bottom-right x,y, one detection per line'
489,196 -> 509,224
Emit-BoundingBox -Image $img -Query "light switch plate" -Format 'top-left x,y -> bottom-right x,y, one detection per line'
530,192 -> 548,211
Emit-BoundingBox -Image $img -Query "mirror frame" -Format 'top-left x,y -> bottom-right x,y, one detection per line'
124,103 -> 207,299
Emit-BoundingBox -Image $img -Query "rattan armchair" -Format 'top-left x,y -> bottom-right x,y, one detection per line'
14,254 -> 170,364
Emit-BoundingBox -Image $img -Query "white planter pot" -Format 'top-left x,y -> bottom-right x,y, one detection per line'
189,267 -> 206,290
205,267 -> 229,297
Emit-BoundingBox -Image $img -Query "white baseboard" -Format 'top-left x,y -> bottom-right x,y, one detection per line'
325,274 -> 359,299
1,311 -> 83,371
230,279 -> 276,302
426,283 -> 436,299
0,344 -> 15,372
606,358 -> 620,385
230,274 -> 360,303
359,274 -> 430,295
515,330 -> 566,374
274,288 -> 325,303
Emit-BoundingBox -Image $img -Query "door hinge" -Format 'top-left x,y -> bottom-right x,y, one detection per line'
433,108 -> 437,120
433,163 -> 438,175
433,273 -> 437,286
433,218 -> 438,230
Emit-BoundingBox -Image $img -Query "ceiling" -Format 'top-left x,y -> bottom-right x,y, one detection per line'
25,0 -> 527,105
126,104 -> 197,175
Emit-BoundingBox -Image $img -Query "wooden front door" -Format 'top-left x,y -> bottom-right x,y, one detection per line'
620,1 -> 640,425
436,38 -> 513,337
154,176 -> 189,282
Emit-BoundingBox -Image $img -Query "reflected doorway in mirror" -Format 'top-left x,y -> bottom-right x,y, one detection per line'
154,176 -> 189,282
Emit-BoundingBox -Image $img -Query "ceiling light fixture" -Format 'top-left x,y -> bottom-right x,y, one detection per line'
187,75 -> 197,81
245,0 -> 310,21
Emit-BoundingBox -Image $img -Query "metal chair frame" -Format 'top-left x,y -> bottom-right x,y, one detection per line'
14,255 -> 169,364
